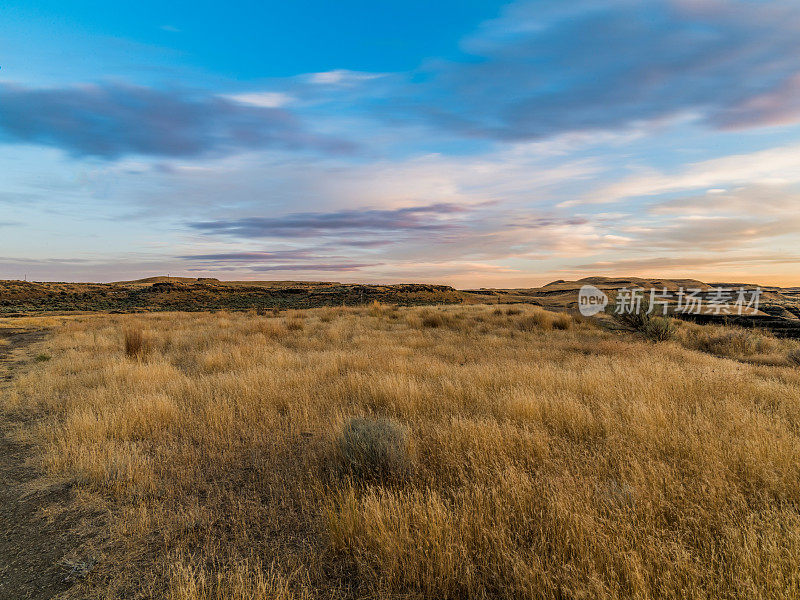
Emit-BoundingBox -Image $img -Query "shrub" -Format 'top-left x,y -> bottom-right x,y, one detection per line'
642,317 -> 675,342
336,417 -> 412,484
421,312 -> 444,328
123,327 -> 148,358
285,317 -> 304,331
607,299 -> 653,331
517,309 -> 554,331
420,309 -> 454,329
368,300 -> 387,318
318,307 -> 338,323
694,328 -> 776,357
257,321 -> 287,338
607,298 -> 674,341
674,323 -> 780,360
552,312 -> 573,330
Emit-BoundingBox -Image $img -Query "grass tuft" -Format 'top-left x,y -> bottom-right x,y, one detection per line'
285,317 -> 305,331
336,417 -> 413,484
642,316 -> 675,342
123,327 -> 148,358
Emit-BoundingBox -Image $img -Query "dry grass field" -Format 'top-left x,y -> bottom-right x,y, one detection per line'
4,304 -> 800,599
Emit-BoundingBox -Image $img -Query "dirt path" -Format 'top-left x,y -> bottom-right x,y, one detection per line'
0,328 -> 98,600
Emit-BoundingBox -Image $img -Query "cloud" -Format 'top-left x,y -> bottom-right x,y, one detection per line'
307,70 -> 385,86
570,253 -> 800,272
176,248 -> 379,272
632,215 -> 800,251
645,185 -> 800,250
580,143 -> 800,205
558,184 -> 800,278
0,255 -> 184,282
183,199 -> 627,277
250,263 -> 377,272
709,74 -> 800,130
388,0 -> 800,141
225,92 -> 294,108
5,1 -> 800,164
179,250 -> 315,261
652,184 -> 800,215
336,240 -> 395,248
557,185 -> 800,261
0,82 -> 354,159
189,203 -> 469,239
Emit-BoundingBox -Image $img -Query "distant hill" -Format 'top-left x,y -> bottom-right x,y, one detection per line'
471,276 -> 800,316
1,276 -> 799,336
0,279 -> 468,313
463,276 -> 800,337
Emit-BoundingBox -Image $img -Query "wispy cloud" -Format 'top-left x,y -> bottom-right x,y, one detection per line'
0,82 -> 354,159
570,253 -> 800,272
189,203 -> 469,239
178,250 -> 317,262
382,0 -> 800,141
559,184 -> 800,277
250,263 -> 377,272
307,70 -> 385,86
225,92 -> 294,108
576,143 -> 800,205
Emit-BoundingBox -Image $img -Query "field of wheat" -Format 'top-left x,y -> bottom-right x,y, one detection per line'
4,303 -> 800,599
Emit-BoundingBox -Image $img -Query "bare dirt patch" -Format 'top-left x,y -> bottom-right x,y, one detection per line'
0,328 -> 102,600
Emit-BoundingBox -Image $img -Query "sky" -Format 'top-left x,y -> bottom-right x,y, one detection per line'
2,0 -> 800,287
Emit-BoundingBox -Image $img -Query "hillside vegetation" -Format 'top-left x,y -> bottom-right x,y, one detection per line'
0,279 -> 467,313
4,304 -> 800,599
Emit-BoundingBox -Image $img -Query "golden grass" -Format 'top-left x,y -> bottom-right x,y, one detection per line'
6,305 -> 800,599
123,327 -> 148,358
673,321 -> 790,365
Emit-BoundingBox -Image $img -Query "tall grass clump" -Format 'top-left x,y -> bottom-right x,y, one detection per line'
336,417 -> 412,484
607,299 -> 653,331
515,308 -> 573,331
641,316 -> 675,342
788,349 -> 800,367
418,309 -> 463,330
607,298 -> 673,341
552,312 -> 573,330
285,317 -> 305,331
368,300 -> 387,318
123,327 -> 148,358
676,323 -> 779,360
420,309 -> 446,328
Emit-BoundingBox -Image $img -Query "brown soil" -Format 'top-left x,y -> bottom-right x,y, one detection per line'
0,329 -> 101,600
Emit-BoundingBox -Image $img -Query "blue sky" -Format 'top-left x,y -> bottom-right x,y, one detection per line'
2,0 -> 800,286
